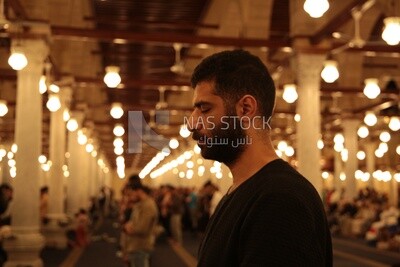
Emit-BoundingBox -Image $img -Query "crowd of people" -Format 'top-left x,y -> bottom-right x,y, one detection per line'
325,187 -> 400,252
117,174 -> 224,266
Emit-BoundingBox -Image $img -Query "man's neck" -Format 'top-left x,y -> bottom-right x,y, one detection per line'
227,139 -> 278,192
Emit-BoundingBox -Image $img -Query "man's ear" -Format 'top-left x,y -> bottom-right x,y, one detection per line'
237,95 -> 258,117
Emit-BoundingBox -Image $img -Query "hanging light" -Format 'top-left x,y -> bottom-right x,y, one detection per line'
49,84 -> 60,93
114,146 -> 124,155
388,117 -> 400,131
113,137 -> 124,147
8,48 -> 28,70
282,84 -> 298,103
169,138 -> 179,149
0,100 -> 8,117
110,102 -> 124,119
39,75 -> 47,94
363,78 -> 381,99
66,118 -> 78,132
382,17 -> 400,45
113,124 -> 125,136
303,0 -> 329,18
46,94 -> 61,112
63,109 -> 70,122
357,151 -> 366,160
77,132 -> 88,145
379,131 -> 391,143
103,66 -> 121,88
321,60 -> 339,83
179,125 -> 191,138
364,111 -> 377,126
357,125 -> 369,138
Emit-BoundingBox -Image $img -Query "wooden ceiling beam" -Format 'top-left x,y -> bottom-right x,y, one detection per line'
51,26 -> 290,48
84,16 -> 219,30
8,0 -> 29,19
74,76 -> 190,87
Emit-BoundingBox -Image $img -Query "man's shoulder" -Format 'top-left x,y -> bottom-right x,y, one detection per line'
142,198 -> 158,211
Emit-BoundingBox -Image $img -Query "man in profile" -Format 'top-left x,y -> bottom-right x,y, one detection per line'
188,50 -> 332,266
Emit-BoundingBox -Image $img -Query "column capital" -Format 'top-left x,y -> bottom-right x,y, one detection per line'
295,53 -> 326,83
11,39 -> 48,72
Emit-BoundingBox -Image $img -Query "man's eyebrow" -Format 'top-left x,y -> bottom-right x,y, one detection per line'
193,101 -> 211,108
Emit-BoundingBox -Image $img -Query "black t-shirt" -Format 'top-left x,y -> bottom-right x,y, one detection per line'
198,159 -> 333,267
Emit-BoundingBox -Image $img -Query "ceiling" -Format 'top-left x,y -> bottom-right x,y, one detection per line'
0,0 -> 399,174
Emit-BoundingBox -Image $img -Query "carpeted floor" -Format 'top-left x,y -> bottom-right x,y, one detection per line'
41,247 -> 71,267
39,218 -> 400,267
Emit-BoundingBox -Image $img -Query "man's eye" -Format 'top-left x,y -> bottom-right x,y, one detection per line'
200,106 -> 210,112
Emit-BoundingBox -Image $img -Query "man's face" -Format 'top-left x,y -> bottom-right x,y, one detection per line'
189,81 -> 246,165
127,189 -> 139,203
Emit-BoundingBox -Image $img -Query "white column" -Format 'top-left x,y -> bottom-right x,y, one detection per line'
343,119 -> 359,200
66,113 -> 84,217
333,152 -> 343,190
2,158 -> 12,185
295,53 -> 325,195
390,176 -> 398,207
365,142 -> 376,189
80,144 -> 90,209
4,39 -> 47,267
43,87 -> 71,248
88,154 -> 98,199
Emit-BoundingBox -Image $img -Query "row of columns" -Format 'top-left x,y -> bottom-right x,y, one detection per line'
3,39 -> 110,267
295,52 -> 397,205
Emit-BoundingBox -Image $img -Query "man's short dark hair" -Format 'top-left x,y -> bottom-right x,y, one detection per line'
0,183 -> 12,191
127,182 -> 151,195
191,49 -> 276,118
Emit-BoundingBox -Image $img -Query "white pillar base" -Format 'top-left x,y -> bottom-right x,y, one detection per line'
3,232 -> 45,267
41,214 -> 69,249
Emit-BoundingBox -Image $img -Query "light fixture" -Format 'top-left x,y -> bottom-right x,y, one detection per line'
282,84 -> 298,103
113,124 -> 125,136
389,117 -> 400,131
317,139 -> 324,149
169,138 -> 179,149
0,100 -> 8,117
382,17 -> 400,45
85,143 -> 94,153
110,102 -> 124,119
63,109 -> 70,122
363,78 -> 381,99
277,141 -> 288,152
49,84 -> 60,93
379,131 -> 391,143
113,137 -> 124,147
179,125 -> 191,138
357,151 -> 366,160
77,132 -> 88,145
303,0 -> 329,18
357,125 -> 369,138
321,60 -> 339,83
66,118 -> 78,132
364,112 -> 377,126
46,94 -> 61,112
114,146 -> 124,155
39,75 -> 47,94
8,48 -> 28,70
103,66 -> 121,88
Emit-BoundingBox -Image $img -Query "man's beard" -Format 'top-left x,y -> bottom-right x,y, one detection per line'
193,110 -> 247,165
